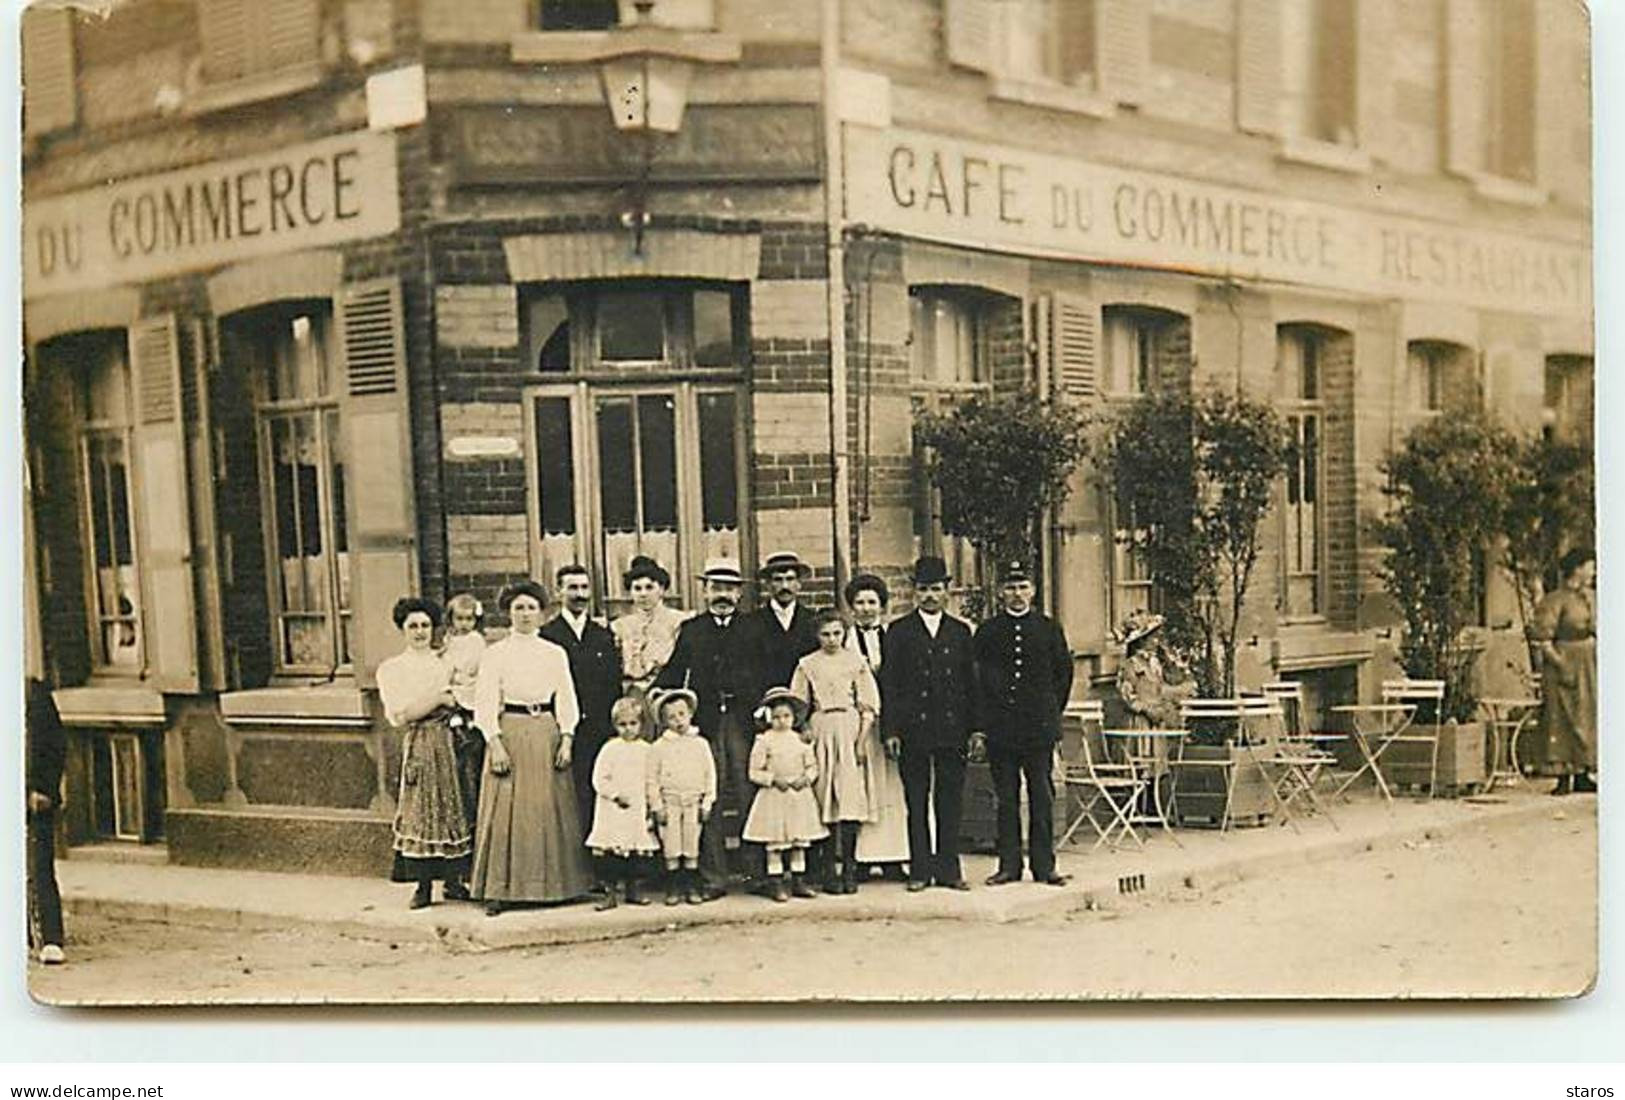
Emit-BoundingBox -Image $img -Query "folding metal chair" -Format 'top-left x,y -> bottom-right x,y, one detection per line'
1169,698 -> 1244,831
1260,681 -> 1340,828
1235,694 -> 1299,833
1059,701 -> 1147,851
1380,679 -> 1447,797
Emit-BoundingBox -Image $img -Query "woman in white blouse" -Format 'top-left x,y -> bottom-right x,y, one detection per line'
376,597 -> 472,910
610,555 -> 689,697
469,580 -> 594,914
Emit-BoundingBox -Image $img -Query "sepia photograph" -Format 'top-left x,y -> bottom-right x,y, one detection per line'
15,0 -> 1596,1006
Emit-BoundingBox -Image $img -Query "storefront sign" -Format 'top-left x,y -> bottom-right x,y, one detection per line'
445,105 -> 821,186
845,128 -> 1591,320
24,131 -> 400,300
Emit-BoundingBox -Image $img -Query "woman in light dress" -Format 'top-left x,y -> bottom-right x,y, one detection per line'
375,597 -> 472,909
843,573 -> 909,877
611,555 -> 689,698
1530,547 -> 1596,796
791,609 -> 880,894
469,580 -> 594,915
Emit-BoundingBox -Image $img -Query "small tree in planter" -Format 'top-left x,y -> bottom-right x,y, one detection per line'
914,389 -> 1090,616
1375,412 -> 1519,724
1101,389 -> 1292,697
1500,432 -> 1595,668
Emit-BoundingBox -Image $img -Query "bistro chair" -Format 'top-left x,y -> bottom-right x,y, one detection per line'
1259,681 -> 1341,827
1380,679 -> 1447,797
1235,694 -> 1300,833
1058,701 -> 1147,851
1168,698 -> 1244,832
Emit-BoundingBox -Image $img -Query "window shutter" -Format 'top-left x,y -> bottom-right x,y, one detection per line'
944,0 -> 996,73
1235,0 -> 1282,137
199,0 -> 252,83
1043,294 -> 1108,654
1050,292 -> 1099,403
184,319 -> 229,691
337,279 -> 418,690
1095,0 -> 1149,106
129,315 -> 201,693
1535,2 -> 1586,199
1445,0 -> 1486,177
22,6 -> 77,138
263,0 -> 321,74
1355,0 -> 1393,161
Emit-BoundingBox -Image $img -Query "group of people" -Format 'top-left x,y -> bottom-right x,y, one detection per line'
378,549 -> 1077,914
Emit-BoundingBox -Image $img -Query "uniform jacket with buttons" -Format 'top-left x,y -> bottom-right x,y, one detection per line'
973,610 -> 1074,747
540,613 -> 623,747
879,609 -> 980,750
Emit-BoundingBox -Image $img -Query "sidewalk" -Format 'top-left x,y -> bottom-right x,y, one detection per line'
58,785 -> 1573,954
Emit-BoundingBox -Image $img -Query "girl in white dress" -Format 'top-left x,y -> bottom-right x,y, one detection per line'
743,687 -> 827,902
791,610 -> 880,894
585,696 -> 660,909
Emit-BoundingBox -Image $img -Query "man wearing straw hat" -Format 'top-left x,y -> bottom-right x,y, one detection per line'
657,556 -> 753,897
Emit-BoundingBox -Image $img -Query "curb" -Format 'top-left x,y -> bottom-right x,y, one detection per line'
63,795 -> 1569,954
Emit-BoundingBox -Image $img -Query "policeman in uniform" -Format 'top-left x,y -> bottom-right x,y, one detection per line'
973,559 -> 1074,886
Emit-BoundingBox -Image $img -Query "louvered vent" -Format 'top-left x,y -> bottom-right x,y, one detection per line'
135,322 -> 179,424
1053,299 -> 1098,401
343,285 -> 403,397
22,7 -> 77,137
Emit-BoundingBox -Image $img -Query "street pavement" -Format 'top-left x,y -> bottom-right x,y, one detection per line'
54,784 -> 1571,954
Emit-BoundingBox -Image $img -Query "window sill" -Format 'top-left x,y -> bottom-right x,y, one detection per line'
1466,172 -> 1548,208
510,28 -> 741,65
1271,628 -> 1374,673
186,63 -> 324,115
1276,136 -> 1372,175
220,683 -> 373,728
52,684 -> 167,728
989,76 -> 1113,120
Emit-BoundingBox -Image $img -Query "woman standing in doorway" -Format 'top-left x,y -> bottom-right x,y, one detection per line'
376,597 -> 472,909
1531,548 -> 1597,795
469,580 -> 594,914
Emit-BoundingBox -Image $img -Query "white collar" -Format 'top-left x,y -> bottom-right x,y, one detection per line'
560,608 -> 590,636
772,600 -> 798,628
919,609 -> 942,636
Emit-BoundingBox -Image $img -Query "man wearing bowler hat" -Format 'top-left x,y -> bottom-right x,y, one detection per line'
974,559 -> 1074,887
880,556 -> 980,891
657,557 -> 753,897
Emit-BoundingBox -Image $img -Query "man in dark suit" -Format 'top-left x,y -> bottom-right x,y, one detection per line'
541,564 -> 624,839
739,550 -> 821,703
880,556 -> 979,892
974,559 -> 1074,887
656,556 -> 753,897
26,677 -> 67,964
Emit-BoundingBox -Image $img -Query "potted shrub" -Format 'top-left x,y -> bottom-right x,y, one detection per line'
1374,412 -> 1518,794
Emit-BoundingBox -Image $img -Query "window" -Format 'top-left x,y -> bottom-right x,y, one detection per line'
1278,326 -> 1325,619
910,288 -> 997,591
1544,355 -> 1594,444
242,308 -> 351,676
1482,0 -> 1537,182
521,282 -> 746,612
538,0 -> 715,30
1280,0 -> 1357,145
72,334 -> 143,672
197,0 -> 321,88
1406,341 -> 1477,417
1102,306 -> 1188,397
1110,494 -> 1154,625
1002,0 -> 1095,88
523,283 -> 746,375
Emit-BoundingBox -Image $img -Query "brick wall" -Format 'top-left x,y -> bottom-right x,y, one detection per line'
1321,333 -> 1359,630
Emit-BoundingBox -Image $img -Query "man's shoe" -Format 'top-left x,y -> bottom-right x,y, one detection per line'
938,878 -> 972,892
984,870 -> 1021,886
1037,872 -> 1071,887
484,900 -> 506,917
38,944 -> 64,965
703,884 -> 727,903
906,879 -> 930,893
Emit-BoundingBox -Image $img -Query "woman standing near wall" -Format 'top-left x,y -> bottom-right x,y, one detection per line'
612,555 -> 689,698
376,597 -> 472,909
1531,548 -> 1597,796
469,581 -> 594,914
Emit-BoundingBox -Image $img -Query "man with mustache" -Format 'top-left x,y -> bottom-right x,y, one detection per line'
540,564 -> 624,840
655,557 -> 753,898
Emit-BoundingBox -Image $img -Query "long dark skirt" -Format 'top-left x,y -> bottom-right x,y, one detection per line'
1534,638 -> 1597,776
469,711 -> 594,903
390,715 -> 473,884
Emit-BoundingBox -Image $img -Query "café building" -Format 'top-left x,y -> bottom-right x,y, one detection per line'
20,0 -> 1592,872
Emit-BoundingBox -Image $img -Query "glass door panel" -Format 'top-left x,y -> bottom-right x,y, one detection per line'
267,412 -> 333,671
696,390 -> 741,566
596,394 -> 679,603
532,394 -> 582,591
